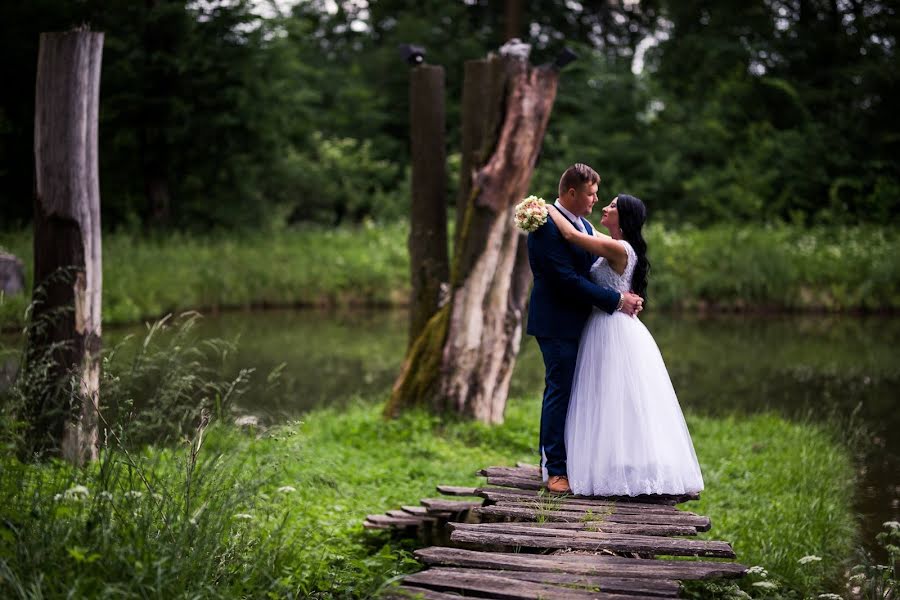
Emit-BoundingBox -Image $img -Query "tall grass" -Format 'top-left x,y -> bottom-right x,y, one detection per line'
0,314 -> 292,598
2,222 -> 898,329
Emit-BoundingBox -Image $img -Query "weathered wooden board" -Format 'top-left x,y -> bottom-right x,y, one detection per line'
388,510 -> 437,522
480,466 -> 542,479
410,567 -> 681,597
366,514 -> 425,528
402,568 -> 655,599
382,585 -> 471,599
449,528 -> 736,558
494,501 -> 706,524
478,467 -> 700,504
487,475 -> 544,490
420,498 -> 483,512
401,506 -> 430,516
454,520 -> 698,537
414,547 -> 748,580
436,485 -> 480,496
478,489 -> 683,513
476,504 -> 711,531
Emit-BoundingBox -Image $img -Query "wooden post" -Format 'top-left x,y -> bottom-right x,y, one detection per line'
26,29 -> 104,464
387,49 -> 559,424
408,64 -> 450,346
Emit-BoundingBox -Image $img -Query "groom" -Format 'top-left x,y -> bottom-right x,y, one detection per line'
526,163 -> 643,493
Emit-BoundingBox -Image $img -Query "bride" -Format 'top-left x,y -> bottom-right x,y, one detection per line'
548,194 -> 704,497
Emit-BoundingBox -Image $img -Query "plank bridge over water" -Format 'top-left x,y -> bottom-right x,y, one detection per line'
365,463 -> 747,599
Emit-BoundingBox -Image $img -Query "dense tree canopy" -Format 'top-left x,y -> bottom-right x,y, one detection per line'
0,0 -> 896,229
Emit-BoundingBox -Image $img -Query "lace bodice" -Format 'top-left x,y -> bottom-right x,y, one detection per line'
589,240 -> 636,293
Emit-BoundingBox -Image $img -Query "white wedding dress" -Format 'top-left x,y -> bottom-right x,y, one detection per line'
565,240 -> 704,497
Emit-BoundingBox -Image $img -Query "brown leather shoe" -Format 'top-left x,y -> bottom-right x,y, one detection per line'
546,475 -> 571,494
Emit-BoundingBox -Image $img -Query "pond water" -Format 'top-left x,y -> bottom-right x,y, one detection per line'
3,308 -> 898,552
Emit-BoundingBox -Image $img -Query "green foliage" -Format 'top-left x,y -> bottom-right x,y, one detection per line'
2,1 -> 897,229
3,222 -> 897,331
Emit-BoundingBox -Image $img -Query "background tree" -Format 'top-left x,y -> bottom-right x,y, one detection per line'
26,30 -> 104,464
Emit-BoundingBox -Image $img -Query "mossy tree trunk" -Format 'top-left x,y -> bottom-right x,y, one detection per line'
26,30 -> 104,464
386,52 -> 558,424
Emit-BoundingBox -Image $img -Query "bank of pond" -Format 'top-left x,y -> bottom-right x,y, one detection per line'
1,308 -> 898,598
1,222 -> 898,329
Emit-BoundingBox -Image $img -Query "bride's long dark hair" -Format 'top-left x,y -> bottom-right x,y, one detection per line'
616,194 -> 650,302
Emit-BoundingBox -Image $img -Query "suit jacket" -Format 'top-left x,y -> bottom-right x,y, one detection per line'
526,214 -> 620,339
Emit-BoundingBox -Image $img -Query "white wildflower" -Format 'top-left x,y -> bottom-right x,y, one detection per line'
64,485 -> 90,500
124,490 -> 143,500
883,521 -> 900,530
798,555 -> 822,565
234,513 -> 254,520
53,493 -> 63,502
99,491 -> 113,501
817,594 -> 843,600
746,565 -> 768,577
277,486 -> 296,493
751,581 -> 779,590
848,573 -> 867,582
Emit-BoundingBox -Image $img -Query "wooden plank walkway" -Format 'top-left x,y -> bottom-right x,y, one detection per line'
367,463 -> 747,598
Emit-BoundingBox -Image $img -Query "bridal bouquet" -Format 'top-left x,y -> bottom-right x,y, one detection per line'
514,195 -> 549,232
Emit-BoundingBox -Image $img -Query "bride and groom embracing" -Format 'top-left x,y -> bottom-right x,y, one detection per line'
526,163 -> 704,497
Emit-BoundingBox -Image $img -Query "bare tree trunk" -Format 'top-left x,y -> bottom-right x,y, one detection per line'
387,53 -> 558,424
408,64 -> 449,346
27,29 -> 104,464
142,0 -> 172,226
504,0 -> 523,42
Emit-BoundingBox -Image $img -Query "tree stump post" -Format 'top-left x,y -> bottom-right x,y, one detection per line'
26,29 -> 104,464
387,48 -> 559,423
408,64 -> 449,346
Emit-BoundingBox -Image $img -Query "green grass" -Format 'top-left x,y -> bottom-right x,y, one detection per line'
0,224 -> 410,329
2,222 -> 898,329
1,396 -> 860,598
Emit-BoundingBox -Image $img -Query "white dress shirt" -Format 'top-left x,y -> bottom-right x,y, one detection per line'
554,200 -> 586,233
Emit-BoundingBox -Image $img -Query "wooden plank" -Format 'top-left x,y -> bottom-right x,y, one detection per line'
494,500 -> 705,523
487,475 -> 545,490
403,568 -> 653,600
516,462 -> 540,469
420,498 -> 483,512
414,547 -> 748,580
454,520 -> 698,537
479,468 -> 699,504
366,514 -> 423,528
363,519 -> 390,530
478,488 -> 682,513
401,505 -> 429,516
480,466 -> 542,479
449,528 -> 736,558
476,504 -> 711,531
411,567 -> 680,597
477,504 -> 617,523
388,510 -> 437,522
436,485 -> 479,496
382,585 -> 469,599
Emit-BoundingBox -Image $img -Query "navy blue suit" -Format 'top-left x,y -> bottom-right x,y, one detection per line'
526,214 -> 620,478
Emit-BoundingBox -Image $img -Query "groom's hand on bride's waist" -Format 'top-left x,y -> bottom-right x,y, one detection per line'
618,292 -> 644,316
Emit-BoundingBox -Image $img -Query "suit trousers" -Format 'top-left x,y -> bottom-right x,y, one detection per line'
536,336 -> 579,478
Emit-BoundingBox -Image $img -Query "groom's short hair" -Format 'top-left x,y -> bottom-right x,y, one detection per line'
559,163 -> 600,197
